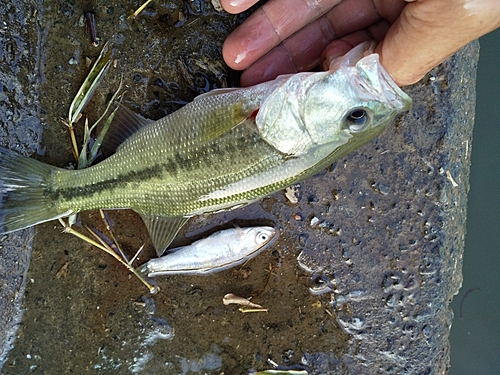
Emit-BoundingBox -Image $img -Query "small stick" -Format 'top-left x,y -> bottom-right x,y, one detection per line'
129,244 -> 146,266
239,308 -> 268,313
99,210 -> 128,263
129,0 -> 154,19
58,219 -> 156,293
84,11 -> 99,47
84,225 -> 157,293
61,118 -> 80,161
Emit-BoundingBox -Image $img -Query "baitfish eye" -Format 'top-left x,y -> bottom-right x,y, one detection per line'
345,108 -> 369,132
256,231 -> 270,244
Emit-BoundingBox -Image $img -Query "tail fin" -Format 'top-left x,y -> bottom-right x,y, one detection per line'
0,147 -> 71,234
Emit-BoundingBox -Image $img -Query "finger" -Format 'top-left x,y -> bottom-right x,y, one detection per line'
375,2 -> 449,86
238,0 -> 382,86
317,0 -> 406,72
377,0 -> 500,86
223,0 -> 341,70
240,17 -> 336,86
320,20 -> 391,71
372,0 -> 407,23
220,0 -> 259,14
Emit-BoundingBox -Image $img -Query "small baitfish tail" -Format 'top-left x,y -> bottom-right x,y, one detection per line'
0,147 -> 71,234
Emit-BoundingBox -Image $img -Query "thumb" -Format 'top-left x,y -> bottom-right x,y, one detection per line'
376,0 -> 500,86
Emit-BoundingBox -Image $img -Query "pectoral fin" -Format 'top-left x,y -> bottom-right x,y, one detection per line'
136,212 -> 190,256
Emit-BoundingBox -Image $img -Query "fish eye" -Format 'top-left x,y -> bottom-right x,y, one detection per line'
256,232 -> 270,244
345,108 -> 369,132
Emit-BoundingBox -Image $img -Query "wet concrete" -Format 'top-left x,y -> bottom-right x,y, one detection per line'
0,0 -> 43,368
0,0 -> 476,374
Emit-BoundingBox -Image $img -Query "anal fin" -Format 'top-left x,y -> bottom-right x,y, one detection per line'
136,212 -> 189,256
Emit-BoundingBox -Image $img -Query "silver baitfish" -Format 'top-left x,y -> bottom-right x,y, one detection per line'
139,226 -> 276,276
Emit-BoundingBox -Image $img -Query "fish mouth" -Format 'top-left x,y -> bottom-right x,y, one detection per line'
354,52 -> 412,113
374,61 -> 412,112
332,42 -> 412,113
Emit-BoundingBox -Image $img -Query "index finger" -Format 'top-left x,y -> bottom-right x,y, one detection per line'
223,0 -> 341,70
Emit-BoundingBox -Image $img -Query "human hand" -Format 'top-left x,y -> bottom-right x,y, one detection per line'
221,0 -> 500,87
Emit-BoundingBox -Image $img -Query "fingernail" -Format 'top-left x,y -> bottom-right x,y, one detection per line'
228,0 -> 252,7
223,0 -> 255,13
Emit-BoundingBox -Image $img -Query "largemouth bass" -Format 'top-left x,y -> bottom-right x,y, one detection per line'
139,226 -> 276,277
0,43 -> 411,255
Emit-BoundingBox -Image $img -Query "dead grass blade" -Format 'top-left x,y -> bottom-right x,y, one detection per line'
66,42 -> 113,161
58,218 -> 157,294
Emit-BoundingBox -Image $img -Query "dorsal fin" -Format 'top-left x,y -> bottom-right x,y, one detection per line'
103,104 -> 154,151
194,87 -> 243,101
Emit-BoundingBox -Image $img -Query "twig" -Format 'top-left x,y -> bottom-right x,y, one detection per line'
129,0 -> 154,19
58,219 -> 157,294
84,225 -> 157,294
98,210 -> 129,263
